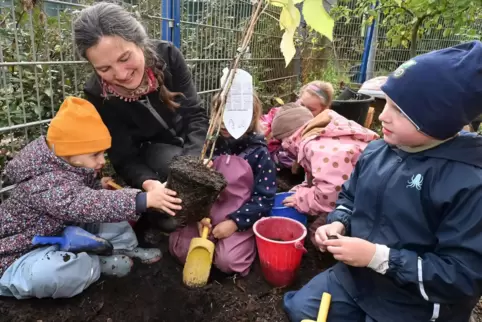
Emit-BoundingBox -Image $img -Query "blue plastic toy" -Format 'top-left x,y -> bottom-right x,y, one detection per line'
32,226 -> 113,255
269,192 -> 308,226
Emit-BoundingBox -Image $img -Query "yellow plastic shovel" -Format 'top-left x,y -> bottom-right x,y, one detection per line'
301,292 -> 332,322
182,218 -> 215,288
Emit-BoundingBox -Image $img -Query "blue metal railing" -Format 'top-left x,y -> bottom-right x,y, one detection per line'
162,0 -> 181,48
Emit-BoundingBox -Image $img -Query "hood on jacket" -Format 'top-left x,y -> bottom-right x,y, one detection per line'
5,137 -> 94,184
410,132 -> 482,168
282,109 -> 379,158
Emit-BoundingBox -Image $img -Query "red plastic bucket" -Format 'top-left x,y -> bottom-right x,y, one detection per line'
253,216 -> 307,287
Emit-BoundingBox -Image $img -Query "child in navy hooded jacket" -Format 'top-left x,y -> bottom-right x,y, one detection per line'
284,41 -> 482,322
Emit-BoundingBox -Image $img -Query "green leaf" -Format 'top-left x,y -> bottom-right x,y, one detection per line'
302,0 -> 334,41
44,88 -> 53,98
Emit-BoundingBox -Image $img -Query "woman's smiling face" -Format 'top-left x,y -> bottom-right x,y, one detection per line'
86,35 -> 145,89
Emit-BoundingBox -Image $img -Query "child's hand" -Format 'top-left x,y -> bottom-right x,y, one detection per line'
314,221 -> 345,252
282,195 -> 296,208
212,219 -> 238,239
146,186 -> 182,216
203,159 -> 214,169
101,177 -> 113,189
142,179 -> 165,192
197,217 -> 213,236
323,235 -> 376,267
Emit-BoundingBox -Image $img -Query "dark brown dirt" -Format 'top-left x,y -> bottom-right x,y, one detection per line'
275,167 -> 305,193
166,155 -> 227,225
2,235 -> 481,322
2,170 -> 481,322
0,233 -> 336,322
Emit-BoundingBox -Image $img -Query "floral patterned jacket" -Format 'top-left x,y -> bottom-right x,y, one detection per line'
0,137 -> 141,276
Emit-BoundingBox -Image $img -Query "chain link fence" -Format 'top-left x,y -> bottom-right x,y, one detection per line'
180,0 -> 299,111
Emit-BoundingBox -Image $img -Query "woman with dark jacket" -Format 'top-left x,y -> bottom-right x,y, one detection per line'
74,2 -> 208,233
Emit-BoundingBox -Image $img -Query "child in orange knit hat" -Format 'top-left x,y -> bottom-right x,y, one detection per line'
0,97 -> 182,299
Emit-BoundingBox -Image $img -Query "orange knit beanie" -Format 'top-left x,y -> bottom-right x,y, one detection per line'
47,97 -> 111,156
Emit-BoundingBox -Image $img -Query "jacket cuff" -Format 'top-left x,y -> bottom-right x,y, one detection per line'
227,213 -> 253,232
327,208 -> 352,235
135,192 -> 147,213
368,244 -> 390,274
386,248 -> 402,276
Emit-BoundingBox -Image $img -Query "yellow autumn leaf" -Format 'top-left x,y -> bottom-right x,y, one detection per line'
269,0 -> 303,7
274,97 -> 285,105
267,0 -> 304,7
279,1 -> 301,31
269,0 -> 288,7
288,1 -> 301,28
280,29 -> 296,67
279,6 -> 290,30
302,0 -> 334,41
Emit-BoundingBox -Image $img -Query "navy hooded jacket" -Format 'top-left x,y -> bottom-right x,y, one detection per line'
328,134 -> 482,322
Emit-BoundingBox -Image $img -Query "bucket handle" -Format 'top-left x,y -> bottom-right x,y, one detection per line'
294,241 -> 307,254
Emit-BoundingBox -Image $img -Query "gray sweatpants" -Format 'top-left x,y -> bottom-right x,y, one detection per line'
0,221 -> 137,299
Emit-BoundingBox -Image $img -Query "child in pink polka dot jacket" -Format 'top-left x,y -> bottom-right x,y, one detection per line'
169,94 -> 276,276
271,92 -> 379,221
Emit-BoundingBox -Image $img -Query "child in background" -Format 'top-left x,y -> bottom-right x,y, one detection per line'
261,81 -> 335,169
0,97 -> 181,299
296,80 -> 335,116
284,41 -> 482,322
269,103 -> 313,168
169,94 -> 276,276
271,104 -> 378,222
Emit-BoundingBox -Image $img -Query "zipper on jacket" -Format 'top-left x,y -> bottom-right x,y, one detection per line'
367,154 -> 403,240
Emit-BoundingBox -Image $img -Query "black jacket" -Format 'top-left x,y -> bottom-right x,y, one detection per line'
84,41 -> 208,189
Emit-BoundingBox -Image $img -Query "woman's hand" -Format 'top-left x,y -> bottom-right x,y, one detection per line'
100,176 -> 113,189
197,217 -> 213,237
146,185 -> 182,216
314,221 -> 345,252
212,220 -> 238,239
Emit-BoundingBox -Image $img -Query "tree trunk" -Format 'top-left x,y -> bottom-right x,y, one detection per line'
410,16 -> 427,58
